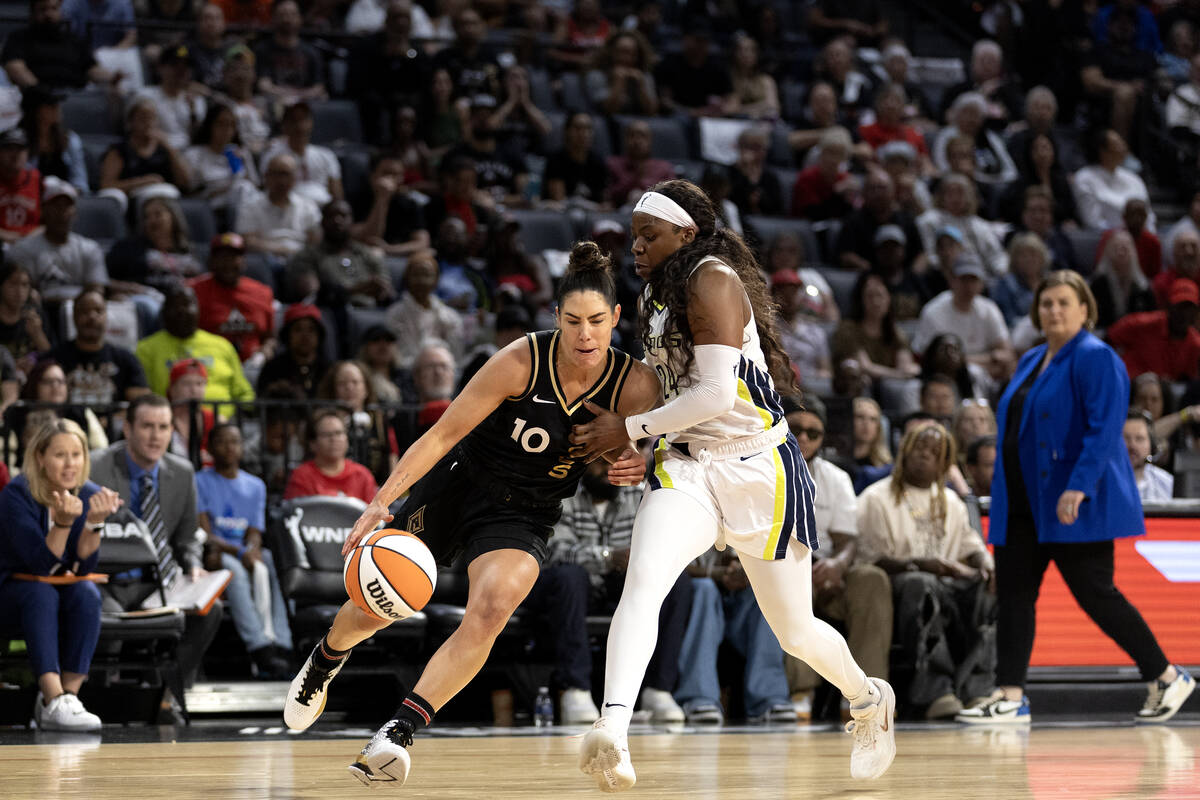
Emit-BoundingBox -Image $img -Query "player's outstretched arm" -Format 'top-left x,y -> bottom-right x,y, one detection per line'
572,264 -> 749,459
342,339 -> 533,555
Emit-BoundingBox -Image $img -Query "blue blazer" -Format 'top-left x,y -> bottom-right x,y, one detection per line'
990,329 -> 1145,545
0,476 -> 103,586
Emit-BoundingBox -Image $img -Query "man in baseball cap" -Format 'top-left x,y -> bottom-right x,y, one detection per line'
7,175 -> 107,302
1109,279 -> 1200,380
190,232 -> 276,363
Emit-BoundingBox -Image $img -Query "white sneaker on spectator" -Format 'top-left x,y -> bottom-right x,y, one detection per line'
561,688 -> 601,725
579,717 -> 636,792
846,678 -> 897,780
33,692 -> 101,732
1136,667 -> 1196,724
639,687 -> 684,723
955,693 -> 1031,725
792,690 -> 813,722
284,644 -> 347,731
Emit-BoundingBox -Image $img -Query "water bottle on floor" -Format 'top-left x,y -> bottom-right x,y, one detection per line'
534,686 -> 554,728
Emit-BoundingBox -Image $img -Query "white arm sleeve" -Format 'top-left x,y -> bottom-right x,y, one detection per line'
625,344 -> 741,439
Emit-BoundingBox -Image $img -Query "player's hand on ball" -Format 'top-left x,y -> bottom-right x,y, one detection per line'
607,447 -> 645,486
342,501 -> 394,557
572,401 -> 630,460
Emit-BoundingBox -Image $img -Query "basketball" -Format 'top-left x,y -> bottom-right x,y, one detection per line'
344,530 -> 438,622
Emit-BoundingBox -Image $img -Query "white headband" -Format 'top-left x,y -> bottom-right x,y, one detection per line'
633,191 -> 696,231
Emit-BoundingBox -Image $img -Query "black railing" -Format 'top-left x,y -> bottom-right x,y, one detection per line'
1,397 -> 419,496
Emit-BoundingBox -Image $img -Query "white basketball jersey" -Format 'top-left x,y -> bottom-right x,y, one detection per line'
643,256 -> 787,445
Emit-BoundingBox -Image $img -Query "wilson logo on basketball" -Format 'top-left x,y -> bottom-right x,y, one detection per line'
366,579 -> 403,619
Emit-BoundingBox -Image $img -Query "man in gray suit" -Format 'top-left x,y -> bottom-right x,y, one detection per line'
91,393 -> 224,692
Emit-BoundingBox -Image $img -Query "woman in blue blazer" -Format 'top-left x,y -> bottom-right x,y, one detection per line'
0,419 -> 122,731
957,271 -> 1195,725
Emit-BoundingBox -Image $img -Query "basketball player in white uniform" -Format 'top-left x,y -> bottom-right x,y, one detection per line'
572,180 -> 897,790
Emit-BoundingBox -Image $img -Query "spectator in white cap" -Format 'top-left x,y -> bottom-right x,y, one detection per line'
7,176 -> 107,303
913,255 -> 1014,381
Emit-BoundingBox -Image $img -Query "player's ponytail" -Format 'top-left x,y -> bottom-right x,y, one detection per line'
557,240 -> 617,308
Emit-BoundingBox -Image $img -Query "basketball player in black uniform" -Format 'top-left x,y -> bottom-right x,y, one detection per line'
283,242 -> 662,787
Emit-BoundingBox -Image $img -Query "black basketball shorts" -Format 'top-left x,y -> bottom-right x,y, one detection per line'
391,449 -> 558,568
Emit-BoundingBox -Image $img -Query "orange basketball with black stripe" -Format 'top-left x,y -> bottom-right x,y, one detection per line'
343,530 -> 438,622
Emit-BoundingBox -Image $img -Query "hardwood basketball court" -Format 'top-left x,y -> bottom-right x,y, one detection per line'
4,721 -> 1199,799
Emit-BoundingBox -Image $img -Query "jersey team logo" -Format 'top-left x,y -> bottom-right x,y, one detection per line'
407,505 -> 426,536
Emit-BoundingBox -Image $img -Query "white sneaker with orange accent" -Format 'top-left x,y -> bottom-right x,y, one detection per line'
846,678 -> 896,780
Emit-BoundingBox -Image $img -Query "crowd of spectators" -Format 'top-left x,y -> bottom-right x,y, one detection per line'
2,0 -> 1200,729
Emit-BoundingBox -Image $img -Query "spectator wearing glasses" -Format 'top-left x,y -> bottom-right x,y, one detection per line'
4,358 -> 108,471
283,409 -> 378,503
785,394 -> 893,721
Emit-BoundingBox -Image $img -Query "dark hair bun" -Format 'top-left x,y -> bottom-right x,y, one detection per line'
567,240 -> 612,275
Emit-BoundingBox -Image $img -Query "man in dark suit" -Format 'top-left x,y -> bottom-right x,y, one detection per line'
90,393 -> 223,692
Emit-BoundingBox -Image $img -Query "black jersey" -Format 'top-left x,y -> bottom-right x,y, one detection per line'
457,330 -> 634,503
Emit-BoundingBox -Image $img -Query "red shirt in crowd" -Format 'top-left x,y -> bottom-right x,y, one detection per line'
189,273 -> 275,361
1151,268 -> 1198,308
283,459 -> 378,504
1108,311 -> 1200,380
1098,227 -> 1162,280
858,122 -> 928,155
214,0 -> 271,25
791,166 -> 850,219
0,167 -> 41,236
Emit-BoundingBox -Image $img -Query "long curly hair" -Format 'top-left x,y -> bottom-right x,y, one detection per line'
638,179 -> 798,394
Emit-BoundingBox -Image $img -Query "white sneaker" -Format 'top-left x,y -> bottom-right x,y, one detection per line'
579,717 -> 636,792
638,687 -> 684,723
792,690 -> 813,721
1136,667 -> 1196,724
283,644 -> 348,731
845,678 -> 896,780
347,720 -> 413,787
561,688 -> 600,725
33,692 -> 101,732
955,693 -> 1031,725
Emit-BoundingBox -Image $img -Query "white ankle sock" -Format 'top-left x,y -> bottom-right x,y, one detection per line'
601,703 -> 633,733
